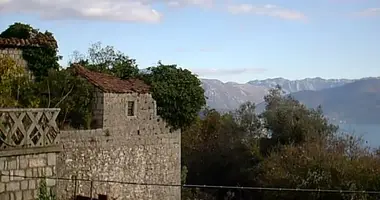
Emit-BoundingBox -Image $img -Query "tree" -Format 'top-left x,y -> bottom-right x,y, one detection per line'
32,69 -> 95,129
260,86 -> 338,153
0,22 -> 38,39
0,55 -> 27,107
259,134 -> 380,200
70,42 -> 139,79
233,101 -> 263,137
0,22 -> 61,80
182,108 -> 262,199
142,61 -> 206,130
0,55 -> 39,107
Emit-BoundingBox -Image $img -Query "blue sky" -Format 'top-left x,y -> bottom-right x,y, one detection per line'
0,0 -> 379,83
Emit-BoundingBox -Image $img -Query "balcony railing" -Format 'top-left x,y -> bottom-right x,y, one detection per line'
0,108 -> 60,149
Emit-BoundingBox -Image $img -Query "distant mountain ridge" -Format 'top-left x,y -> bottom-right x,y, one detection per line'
290,78 -> 380,124
202,79 -> 267,110
202,77 -> 356,110
248,77 -> 353,94
202,77 -> 380,124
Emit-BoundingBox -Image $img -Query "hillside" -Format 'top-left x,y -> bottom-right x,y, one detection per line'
202,77 -> 354,110
289,78 -> 380,124
202,79 -> 267,110
248,77 -> 353,94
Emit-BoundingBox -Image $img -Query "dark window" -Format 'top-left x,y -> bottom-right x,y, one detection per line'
127,101 -> 135,116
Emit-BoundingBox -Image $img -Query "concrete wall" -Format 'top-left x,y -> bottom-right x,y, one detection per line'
0,152 -> 59,200
57,127 -> 181,200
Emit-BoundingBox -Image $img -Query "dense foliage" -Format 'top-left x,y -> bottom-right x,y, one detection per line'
181,86 -> 380,200
142,62 -> 206,129
70,42 -> 140,79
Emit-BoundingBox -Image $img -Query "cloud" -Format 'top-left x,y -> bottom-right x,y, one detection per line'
355,8 -> 380,17
226,4 -> 307,21
0,0 -> 213,23
190,67 -> 267,76
166,0 -> 213,8
0,0 -> 162,23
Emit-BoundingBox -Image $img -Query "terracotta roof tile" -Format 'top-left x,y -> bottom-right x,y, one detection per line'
0,34 -> 58,49
71,64 -> 150,94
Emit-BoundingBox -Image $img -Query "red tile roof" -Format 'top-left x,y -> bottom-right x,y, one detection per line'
0,34 -> 58,49
71,64 -> 150,94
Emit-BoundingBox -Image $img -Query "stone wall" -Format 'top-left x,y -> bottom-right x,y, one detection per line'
0,48 -> 27,69
100,93 -> 158,129
57,127 -> 181,200
0,152 -> 58,200
58,90 -> 180,200
0,108 -> 61,200
91,88 -> 104,129
0,94 -> 181,200
0,48 -> 33,79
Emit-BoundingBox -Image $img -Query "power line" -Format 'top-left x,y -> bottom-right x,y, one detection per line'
2,173 -> 380,194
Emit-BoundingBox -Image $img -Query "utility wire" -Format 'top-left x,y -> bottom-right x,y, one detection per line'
2,173 -> 380,194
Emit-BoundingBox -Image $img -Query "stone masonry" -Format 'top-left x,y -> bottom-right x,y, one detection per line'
58,126 -> 180,200
0,65 -> 181,200
0,153 -> 58,200
0,48 -> 27,70
0,108 -> 61,200
57,65 -> 181,199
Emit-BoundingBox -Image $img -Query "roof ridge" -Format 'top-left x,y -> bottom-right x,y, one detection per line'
0,34 -> 58,49
71,64 -> 150,94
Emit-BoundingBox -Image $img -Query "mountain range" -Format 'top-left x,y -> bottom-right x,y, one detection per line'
202,77 -> 380,124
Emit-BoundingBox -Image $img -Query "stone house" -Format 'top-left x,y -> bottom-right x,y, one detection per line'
0,34 -> 57,77
71,64 -> 157,129
55,64 -> 181,199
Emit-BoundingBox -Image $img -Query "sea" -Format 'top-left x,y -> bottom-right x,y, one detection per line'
337,124 -> 380,149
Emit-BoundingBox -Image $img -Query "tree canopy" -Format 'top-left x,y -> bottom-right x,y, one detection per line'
142,61 -> 206,130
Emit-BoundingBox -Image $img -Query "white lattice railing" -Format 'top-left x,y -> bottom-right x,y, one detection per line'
0,108 -> 60,149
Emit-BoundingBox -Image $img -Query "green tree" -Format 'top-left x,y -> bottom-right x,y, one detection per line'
142,61 -> 206,129
0,55 -> 39,107
70,42 -> 139,79
260,134 -> 380,200
233,101 -> 263,137
31,69 -> 95,129
182,108 -> 262,199
260,86 -> 338,153
0,22 -> 37,39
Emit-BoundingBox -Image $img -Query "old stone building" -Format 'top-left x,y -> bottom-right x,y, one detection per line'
71,64 -> 153,129
0,63 -> 180,199
0,34 -> 58,77
57,65 -> 181,200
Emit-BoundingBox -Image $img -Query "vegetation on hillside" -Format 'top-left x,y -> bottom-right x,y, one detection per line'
182,86 -> 380,200
1,22 -> 380,200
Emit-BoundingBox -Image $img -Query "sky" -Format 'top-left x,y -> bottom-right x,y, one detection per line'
0,0 -> 379,83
